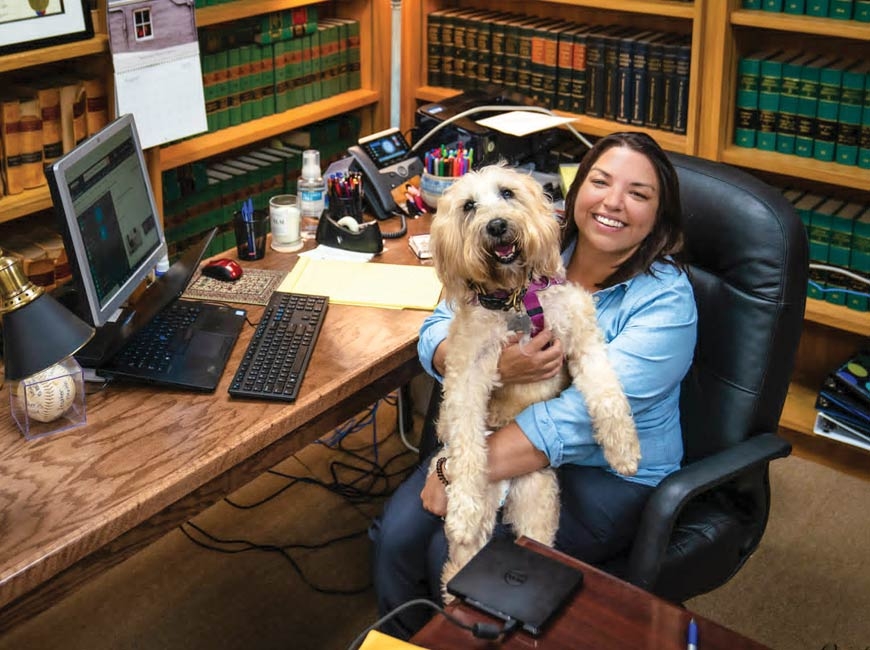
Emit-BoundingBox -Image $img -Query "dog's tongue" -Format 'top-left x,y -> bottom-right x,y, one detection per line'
495,244 -> 514,257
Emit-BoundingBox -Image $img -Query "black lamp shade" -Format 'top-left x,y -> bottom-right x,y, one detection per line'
2,292 -> 95,381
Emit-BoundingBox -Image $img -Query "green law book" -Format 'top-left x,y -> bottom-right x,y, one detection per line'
776,53 -> 816,155
343,19 -> 361,91
226,47 -> 242,126
784,0 -> 807,12
835,61 -> 867,166
806,0 -> 831,14
237,45 -> 256,124
828,0 -> 855,18
742,0 -> 763,7
782,187 -> 805,201
810,197 -> 845,262
856,0 -> 870,20
850,208 -> 870,273
734,50 -> 779,148
794,192 -> 825,230
272,41 -> 289,113
813,59 -> 851,162
828,202 -> 863,267
795,55 -> 839,158
807,267 -> 827,301
758,51 -> 799,151
858,62 -> 870,169
762,0 -> 784,9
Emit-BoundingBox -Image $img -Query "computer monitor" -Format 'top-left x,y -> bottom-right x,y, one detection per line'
46,113 -> 166,328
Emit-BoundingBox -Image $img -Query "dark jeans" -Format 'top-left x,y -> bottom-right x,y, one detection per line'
368,454 -> 654,639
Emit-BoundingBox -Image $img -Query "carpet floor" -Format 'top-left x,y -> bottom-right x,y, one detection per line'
1,396 -> 867,650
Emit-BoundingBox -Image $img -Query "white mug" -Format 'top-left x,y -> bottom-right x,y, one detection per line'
269,194 -> 303,252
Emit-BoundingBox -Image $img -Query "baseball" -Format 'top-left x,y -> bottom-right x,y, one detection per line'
15,364 -> 77,423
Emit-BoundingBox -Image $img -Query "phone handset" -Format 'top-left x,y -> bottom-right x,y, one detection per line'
347,144 -> 401,220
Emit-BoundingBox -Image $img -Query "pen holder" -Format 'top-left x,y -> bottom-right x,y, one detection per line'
420,172 -> 460,210
233,209 -> 268,260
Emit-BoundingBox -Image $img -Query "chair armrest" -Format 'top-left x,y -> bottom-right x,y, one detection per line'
625,432 -> 791,590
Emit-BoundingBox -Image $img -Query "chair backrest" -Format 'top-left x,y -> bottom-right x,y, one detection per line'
667,153 -> 809,462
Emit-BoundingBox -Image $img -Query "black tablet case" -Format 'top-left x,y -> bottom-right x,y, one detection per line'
446,536 -> 584,636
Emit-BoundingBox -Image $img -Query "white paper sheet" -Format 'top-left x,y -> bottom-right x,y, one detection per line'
475,111 -> 578,137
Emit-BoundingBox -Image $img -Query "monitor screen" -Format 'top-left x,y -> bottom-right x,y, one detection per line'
47,114 -> 166,327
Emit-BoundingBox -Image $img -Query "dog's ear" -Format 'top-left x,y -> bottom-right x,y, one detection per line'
512,172 -> 564,279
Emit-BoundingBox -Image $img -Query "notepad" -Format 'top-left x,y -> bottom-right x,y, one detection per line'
278,257 -> 443,310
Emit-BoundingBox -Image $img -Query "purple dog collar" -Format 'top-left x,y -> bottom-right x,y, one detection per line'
523,276 -> 564,335
473,276 -> 564,336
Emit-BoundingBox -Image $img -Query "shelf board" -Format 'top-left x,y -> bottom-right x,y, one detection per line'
732,9 -> 870,41
158,89 -> 379,171
0,187 -> 53,224
414,87 -> 690,154
0,35 -> 108,74
780,381 -> 818,436
804,298 -> 870,337
721,146 -> 870,190
504,0 -> 695,19
196,0 -> 322,27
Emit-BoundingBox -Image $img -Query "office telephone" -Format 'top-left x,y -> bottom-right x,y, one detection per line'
346,127 -> 424,221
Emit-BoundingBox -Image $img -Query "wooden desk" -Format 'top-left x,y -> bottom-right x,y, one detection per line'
0,216 -> 434,632
412,538 -> 770,650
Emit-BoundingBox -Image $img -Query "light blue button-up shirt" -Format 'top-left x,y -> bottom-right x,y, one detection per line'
417,251 -> 698,488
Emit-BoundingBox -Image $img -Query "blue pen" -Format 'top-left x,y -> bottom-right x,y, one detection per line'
243,198 -> 256,256
687,617 -> 698,650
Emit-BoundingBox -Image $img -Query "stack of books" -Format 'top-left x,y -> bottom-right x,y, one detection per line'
814,349 -> 870,452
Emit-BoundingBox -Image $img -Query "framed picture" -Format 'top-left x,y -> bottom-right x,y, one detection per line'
0,0 -> 94,56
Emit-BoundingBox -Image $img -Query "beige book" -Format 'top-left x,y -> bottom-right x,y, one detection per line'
17,95 -> 46,189
59,79 -> 87,153
82,76 -> 109,136
0,94 -> 24,195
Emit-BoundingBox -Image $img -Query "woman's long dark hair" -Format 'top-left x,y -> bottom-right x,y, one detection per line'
561,132 -> 685,288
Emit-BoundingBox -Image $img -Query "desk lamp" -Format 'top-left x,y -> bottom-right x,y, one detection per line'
0,254 -> 94,438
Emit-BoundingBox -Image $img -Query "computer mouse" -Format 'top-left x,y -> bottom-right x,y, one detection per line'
202,258 -> 243,282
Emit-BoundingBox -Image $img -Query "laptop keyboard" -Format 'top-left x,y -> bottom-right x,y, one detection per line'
228,292 -> 328,402
113,301 -> 203,372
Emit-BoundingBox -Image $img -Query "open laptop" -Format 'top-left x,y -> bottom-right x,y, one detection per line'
83,228 -> 247,391
446,536 -> 584,636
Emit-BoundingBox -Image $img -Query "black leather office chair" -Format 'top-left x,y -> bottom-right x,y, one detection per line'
418,151 -> 809,604
601,151 -> 809,602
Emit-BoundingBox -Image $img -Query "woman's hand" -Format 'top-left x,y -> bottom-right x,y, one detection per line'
498,330 -> 564,384
420,469 -> 448,517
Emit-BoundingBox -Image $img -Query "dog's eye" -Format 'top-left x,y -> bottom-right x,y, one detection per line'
500,188 -> 515,200
462,200 -> 476,212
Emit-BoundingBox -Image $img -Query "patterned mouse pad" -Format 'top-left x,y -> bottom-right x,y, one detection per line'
182,268 -> 288,305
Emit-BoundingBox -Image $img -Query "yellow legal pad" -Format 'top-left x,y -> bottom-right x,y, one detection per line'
278,257 -> 443,310
358,630 -> 428,650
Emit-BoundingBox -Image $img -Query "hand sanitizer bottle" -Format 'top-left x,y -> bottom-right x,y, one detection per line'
298,149 -> 326,219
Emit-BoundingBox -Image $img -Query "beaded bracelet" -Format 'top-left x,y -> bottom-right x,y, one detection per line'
435,456 -> 449,486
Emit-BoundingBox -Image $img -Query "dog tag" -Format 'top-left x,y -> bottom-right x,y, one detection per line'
507,312 -> 532,338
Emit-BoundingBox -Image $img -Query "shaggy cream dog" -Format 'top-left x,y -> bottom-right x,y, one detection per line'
429,164 -> 640,593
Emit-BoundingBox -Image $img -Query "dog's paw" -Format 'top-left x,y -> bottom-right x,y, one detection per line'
604,439 -> 641,477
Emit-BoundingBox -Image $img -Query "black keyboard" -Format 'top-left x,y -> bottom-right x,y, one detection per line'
113,301 -> 203,372
228,291 -> 328,402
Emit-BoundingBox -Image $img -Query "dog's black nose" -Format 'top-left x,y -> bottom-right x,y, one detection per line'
486,218 -> 508,237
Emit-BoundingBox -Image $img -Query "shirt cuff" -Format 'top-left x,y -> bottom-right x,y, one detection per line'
515,403 -> 563,467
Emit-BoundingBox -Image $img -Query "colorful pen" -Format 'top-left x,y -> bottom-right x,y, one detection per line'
687,617 -> 698,650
